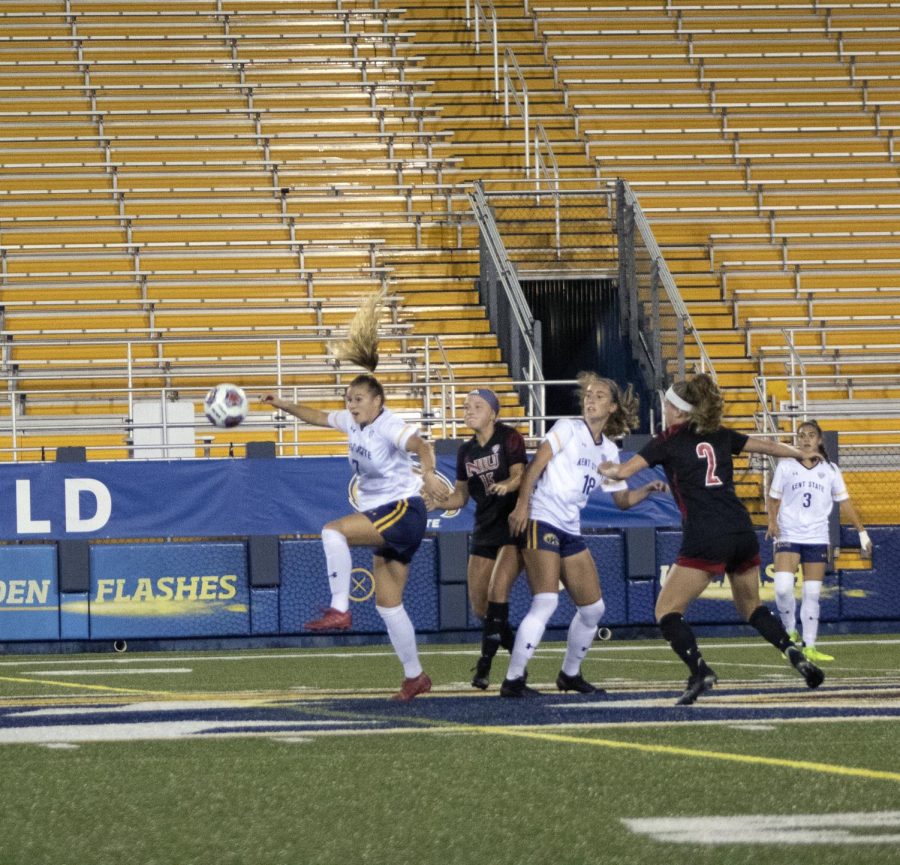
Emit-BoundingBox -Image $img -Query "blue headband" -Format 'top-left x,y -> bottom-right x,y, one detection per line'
468,388 -> 500,414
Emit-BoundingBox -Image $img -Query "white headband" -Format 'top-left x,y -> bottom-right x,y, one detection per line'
665,386 -> 694,413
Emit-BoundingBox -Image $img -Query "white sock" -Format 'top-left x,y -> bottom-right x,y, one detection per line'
562,598 -> 606,677
321,527 -> 352,612
773,571 -> 796,633
801,581 -> 822,647
506,593 -> 558,680
376,604 -> 422,678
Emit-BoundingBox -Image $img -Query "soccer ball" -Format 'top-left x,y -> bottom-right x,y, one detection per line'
204,383 -> 248,428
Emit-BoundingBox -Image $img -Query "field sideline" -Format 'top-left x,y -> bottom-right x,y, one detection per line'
0,634 -> 898,865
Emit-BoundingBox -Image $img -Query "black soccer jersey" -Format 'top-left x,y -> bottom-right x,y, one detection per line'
456,423 -> 527,547
639,423 -> 753,543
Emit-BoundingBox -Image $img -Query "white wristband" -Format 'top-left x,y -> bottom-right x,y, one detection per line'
859,530 -> 870,549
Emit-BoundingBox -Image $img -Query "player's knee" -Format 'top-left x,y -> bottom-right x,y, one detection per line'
773,571 -> 795,608
527,592 -> 558,625
577,597 -> 605,629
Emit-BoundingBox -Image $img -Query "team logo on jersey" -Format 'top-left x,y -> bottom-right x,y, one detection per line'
543,533 -> 560,546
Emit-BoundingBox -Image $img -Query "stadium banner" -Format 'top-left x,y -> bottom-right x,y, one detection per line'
0,454 -> 679,541
0,545 -> 59,640
87,542 -> 250,639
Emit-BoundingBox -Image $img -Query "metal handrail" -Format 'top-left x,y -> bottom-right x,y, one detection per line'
468,181 -> 546,435
533,122 -> 561,255
619,178 -> 717,382
465,0 -> 499,101
503,47 -> 530,175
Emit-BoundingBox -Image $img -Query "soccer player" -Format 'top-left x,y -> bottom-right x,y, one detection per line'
426,388 -> 527,690
599,374 -> 826,705
767,418 -> 871,662
500,373 -> 669,698
261,291 -> 446,702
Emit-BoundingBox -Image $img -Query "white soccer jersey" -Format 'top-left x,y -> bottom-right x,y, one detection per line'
328,408 -> 422,511
530,417 -> 627,535
768,457 -> 849,544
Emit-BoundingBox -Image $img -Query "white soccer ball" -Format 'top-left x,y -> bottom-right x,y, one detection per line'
204,383 -> 249,428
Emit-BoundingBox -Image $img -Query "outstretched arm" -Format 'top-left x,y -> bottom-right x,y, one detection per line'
598,453 -> 649,482
743,437 -> 803,460
611,479 -> 669,510
260,394 -> 331,427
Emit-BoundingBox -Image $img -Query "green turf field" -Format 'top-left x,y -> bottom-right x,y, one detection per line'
0,634 -> 898,865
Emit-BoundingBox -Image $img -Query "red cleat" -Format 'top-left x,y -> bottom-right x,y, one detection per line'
391,672 -> 432,702
303,607 -> 352,632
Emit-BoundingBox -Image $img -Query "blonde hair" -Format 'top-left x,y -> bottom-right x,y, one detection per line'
333,288 -> 387,372
576,372 -> 639,438
671,373 -> 723,434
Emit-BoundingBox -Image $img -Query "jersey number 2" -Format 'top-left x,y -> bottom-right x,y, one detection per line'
695,443 -> 723,487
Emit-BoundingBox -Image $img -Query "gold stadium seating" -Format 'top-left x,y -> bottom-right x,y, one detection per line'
1,0 -> 897,524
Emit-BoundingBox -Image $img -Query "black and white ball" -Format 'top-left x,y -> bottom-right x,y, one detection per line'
204,383 -> 249,428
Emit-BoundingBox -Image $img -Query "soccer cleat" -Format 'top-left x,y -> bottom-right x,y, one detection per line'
802,645 -> 834,663
391,672 -> 432,702
556,670 -> 606,695
303,607 -> 351,632
499,674 -> 542,698
471,655 -> 492,690
675,667 -> 718,706
786,645 -> 825,689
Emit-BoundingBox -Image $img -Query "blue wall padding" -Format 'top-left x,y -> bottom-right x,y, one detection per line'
0,545 -> 59,640
839,528 -> 900,620
250,587 -> 279,634
60,592 -> 89,639
88,542 -> 250,639
627,580 -> 656,626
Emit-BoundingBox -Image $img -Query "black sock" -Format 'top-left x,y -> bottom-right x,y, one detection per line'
749,604 -> 793,653
659,612 -> 706,675
486,601 -> 515,652
480,601 -> 510,659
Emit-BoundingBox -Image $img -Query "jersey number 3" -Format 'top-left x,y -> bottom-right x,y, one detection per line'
695,442 -> 723,487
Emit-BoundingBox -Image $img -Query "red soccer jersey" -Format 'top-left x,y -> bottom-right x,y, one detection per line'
639,423 -> 753,543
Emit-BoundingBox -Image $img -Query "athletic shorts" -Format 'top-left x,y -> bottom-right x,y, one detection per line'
469,540 -> 503,560
470,525 -> 516,556
518,519 -> 587,559
676,530 -> 760,576
364,496 -> 427,564
774,541 -> 829,564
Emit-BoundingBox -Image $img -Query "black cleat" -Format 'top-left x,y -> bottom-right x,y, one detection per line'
471,655 -> 492,690
675,667 -> 718,706
556,670 -> 606,695
786,645 -> 825,689
500,675 -> 542,698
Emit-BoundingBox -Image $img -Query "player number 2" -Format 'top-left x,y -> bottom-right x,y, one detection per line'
695,443 -> 723,487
